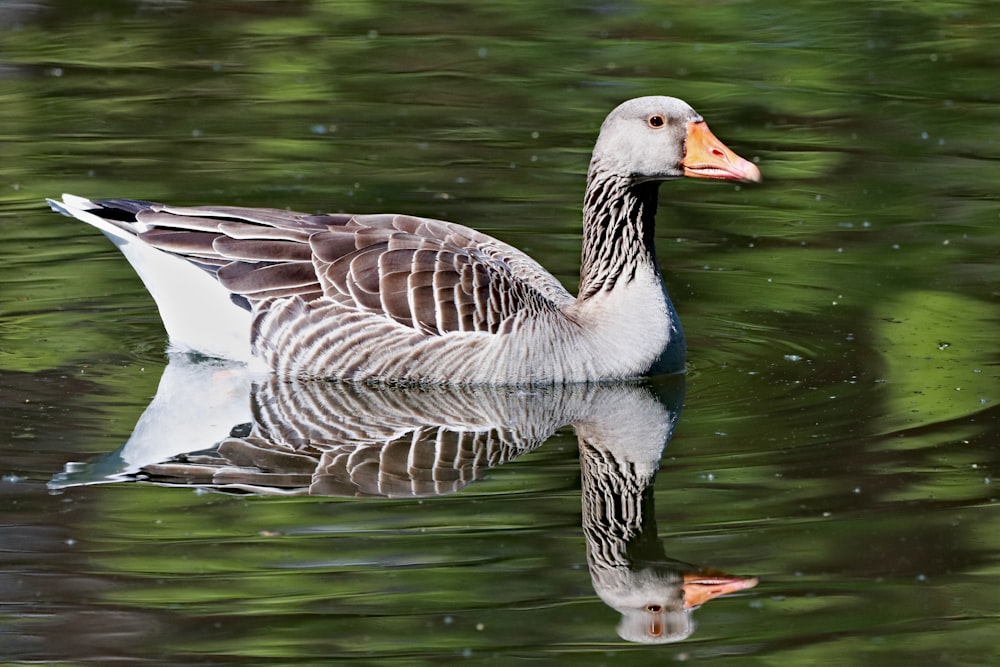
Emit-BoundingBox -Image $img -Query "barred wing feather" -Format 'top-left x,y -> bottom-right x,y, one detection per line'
109,202 -> 572,338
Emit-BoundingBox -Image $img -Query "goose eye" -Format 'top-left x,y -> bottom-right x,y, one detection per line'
647,114 -> 666,128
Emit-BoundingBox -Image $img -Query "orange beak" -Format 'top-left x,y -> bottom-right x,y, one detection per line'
682,121 -> 762,183
681,569 -> 759,609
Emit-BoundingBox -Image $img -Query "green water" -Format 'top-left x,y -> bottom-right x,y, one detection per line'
1,1 -> 998,664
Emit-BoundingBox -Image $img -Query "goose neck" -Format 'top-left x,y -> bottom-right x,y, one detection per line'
578,168 -> 661,300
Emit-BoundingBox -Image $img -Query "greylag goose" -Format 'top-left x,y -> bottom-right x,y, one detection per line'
48,96 -> 760,384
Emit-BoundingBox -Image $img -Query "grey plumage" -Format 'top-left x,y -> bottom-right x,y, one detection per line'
48,96 -> 760,383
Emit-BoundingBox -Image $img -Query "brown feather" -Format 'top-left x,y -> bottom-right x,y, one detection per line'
217,261 -> 319,295
139,229 -> 218,255
213,236 -> 314,262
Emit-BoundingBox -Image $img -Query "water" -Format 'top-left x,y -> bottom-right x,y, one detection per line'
2,1 -> 999,664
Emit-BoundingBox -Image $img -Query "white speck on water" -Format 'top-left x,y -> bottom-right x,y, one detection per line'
310,124 -> 328,135
784,354 -> 802,362
367,29 -> 379,39
475,623 -> 485,631
822,511 -> 832,517
916,574 -> 927,582
853,487 -> 861,494
862,220 -> 871,228
921,131 -> 929,140
2,474 -> 24,483
891,243 -> 900,250
477,47 -> 488,58
985,477 -> 992,485
49,67 -> 63,77
530,131 -> 540,139
443,615 -> 454,625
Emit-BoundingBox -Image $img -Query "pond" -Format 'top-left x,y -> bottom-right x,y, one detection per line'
1,1 -> 998,664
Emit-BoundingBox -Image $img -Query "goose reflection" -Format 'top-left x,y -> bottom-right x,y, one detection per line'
52,355 -> 757,642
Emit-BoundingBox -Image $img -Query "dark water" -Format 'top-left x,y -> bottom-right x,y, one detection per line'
2,1 -> 999,664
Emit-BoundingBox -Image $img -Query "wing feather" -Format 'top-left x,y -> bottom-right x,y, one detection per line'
79,200 -> 571,338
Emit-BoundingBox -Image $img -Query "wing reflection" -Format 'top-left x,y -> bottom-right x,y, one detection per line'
51,354 -> 757,642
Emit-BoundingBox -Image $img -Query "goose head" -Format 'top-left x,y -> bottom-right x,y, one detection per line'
591,96 -> 761,185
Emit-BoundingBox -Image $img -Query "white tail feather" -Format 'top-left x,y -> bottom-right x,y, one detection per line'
49,194 -> 255,362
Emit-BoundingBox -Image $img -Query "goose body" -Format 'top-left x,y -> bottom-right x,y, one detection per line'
48,96 -> 760,384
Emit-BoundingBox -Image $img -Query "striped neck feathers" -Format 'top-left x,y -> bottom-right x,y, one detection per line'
578,166 -> 662,300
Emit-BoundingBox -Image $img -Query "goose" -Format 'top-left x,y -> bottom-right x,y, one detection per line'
48,96 -> 760,384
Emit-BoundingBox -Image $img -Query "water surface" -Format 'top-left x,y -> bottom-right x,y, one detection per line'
1,1 -> 998,664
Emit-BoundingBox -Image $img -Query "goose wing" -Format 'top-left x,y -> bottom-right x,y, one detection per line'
97,200 -> 574,336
